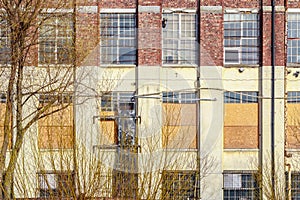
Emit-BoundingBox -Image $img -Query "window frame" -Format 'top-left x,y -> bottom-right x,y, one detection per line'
224,12 -> 260,66
162,170 -> 198,200
287,13 -> 300,65
223,171 -> 259,200
38,13 -> 74,66
287,91 -> 300,103
38,171 -> 75,198
0,18 -> 11,65
100,13 -> 137,65
162,12 -> 198,66
224,91 -> 259,103
100,91 -> 136,146
162,92 -> 197,104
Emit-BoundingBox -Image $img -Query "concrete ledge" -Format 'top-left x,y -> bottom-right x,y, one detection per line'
138,5 -> 160,13
77,6 -> 98,14
201,6 -> 222,13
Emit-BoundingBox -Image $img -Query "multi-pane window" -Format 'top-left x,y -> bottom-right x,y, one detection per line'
112,170 -> 138,198
224,91 -> 258,103
223,172 -> 258,200
162,171 -> 198,200
162,92 -> 197,103
38,171 -> 74,198
0,19 -> 10,65
224,13 -> 260,65
162,13 -> 197,65
100,13 -> 136,65
100,92 -> 136,146
291,172 -> 300,200
0,93 -> 6,103
287,92 -> 300,103
287,14 -> 300,64
39,93 -> 73,104
39,14 -> 74,65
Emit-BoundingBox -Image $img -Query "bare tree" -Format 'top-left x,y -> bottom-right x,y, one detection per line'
0,0 -> 78,198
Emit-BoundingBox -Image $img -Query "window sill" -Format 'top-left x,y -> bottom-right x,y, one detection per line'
38,64 -> 74,68
223,148 -> 259,152
100,64 -> 136,68
163,148 -> 198,152
223,64 -> 259,68
287,63 -> 300,67
162,64 -> 198,68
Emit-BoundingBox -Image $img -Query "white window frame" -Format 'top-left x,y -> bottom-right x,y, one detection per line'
0,18 -> 10,65
100,13 -> 136,65
223,171 -> 258,200
287,13 -> 300,64
38,13 -> 74,66
162,12 -> 197,66
224,12 -> 260,65
162,91 -> 197,104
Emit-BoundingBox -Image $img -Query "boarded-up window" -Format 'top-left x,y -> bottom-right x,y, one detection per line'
99,111 -> 118,145
286,103 -> 300,149
38,99 -> 74,149
224,92 -> 258,149
162,100 -> 197,149
0,103 -> 5,148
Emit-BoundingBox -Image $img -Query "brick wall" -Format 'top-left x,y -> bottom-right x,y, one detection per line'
76,11 -> 99,66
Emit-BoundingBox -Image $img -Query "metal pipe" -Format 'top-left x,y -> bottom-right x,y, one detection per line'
196,0 -> 201,199
271,0 -> 276,197
258,0 -> 263,199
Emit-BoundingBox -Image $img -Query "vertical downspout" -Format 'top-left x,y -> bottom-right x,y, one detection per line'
258,0 -> 263,199
196,0 -> 201,199
271,0 -> 276,198
72,0 -> 79,196
135,0 -> 139,198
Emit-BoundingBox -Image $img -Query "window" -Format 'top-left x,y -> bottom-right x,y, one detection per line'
162,13 -> 197,65
162,171 -> 198,200
39,14 -> 74,65
38,93 -> 73,149
38,171 -> 74,198
100,13 -> 136,65
224,91 -> 258,103
0,19 -> 10,65
162,92 -> 197,149
288,91 -> 300,103
223,172 -> 258,200
290,172 -> 300,200
100,92 -> 135,146
162,92 -> 197,103
0,93 -> 6,103
288,14 -> 300,64
224,13 -> 260,65
39,93 -> 73,104
112,170 -> 138,198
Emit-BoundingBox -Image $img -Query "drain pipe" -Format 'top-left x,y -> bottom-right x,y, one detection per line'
271,0 -> 276,198
196,0 -> 201,199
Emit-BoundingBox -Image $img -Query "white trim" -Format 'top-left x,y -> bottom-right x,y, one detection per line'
287,8 -> 300,13
77,6 -> 98,13
41,8 -> 73,13
100,8 -> 135,13
162,8 -> 196,14
225,8 -> 259,13
263,6 -> 285,12
200,6 -> 222,13
138,5 -> 160,13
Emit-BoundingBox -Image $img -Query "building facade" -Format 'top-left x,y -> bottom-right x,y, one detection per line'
2,0 -> 300,199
